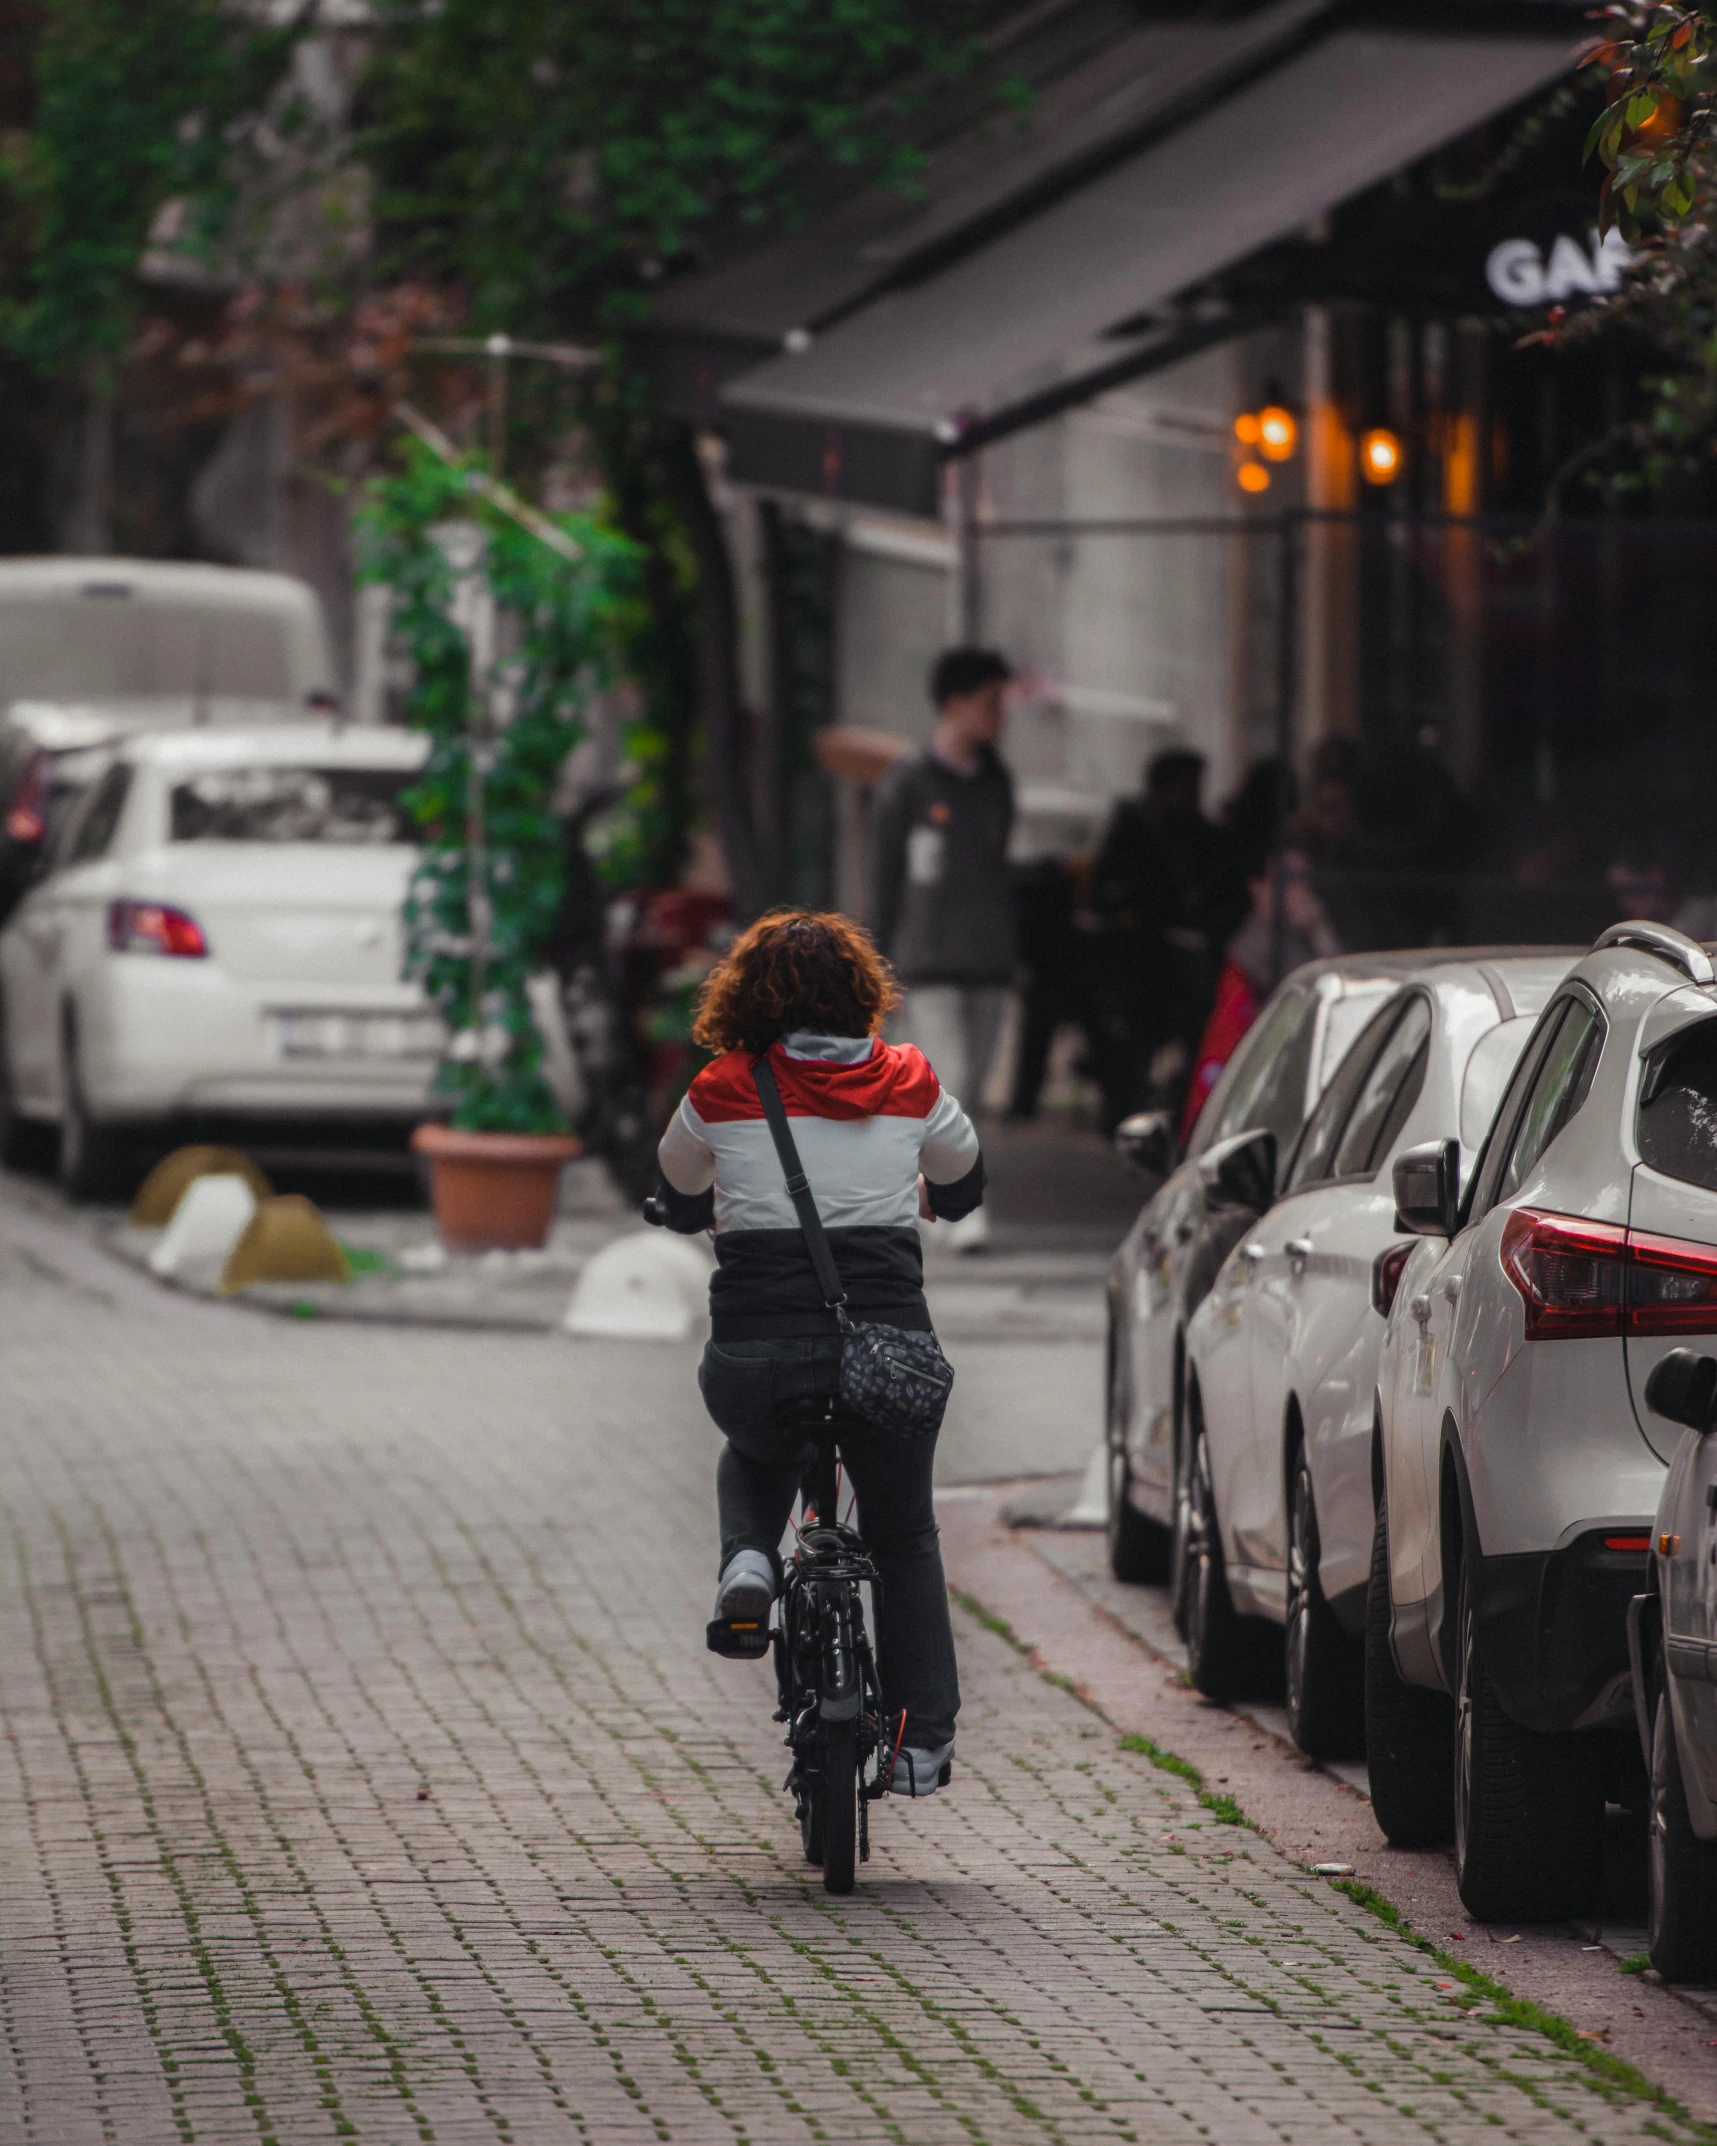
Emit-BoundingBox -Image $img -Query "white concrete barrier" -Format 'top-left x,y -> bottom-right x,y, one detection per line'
149,1174 -> 258,1281
562,1229 -> 714,1341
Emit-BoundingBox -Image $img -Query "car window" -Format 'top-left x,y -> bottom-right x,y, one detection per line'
64,763 -> 131,865
1467,1005 -> 1561,1222
1191,987 -> 1311,1158
1332,993 -> 1432,1179
1459,1016 -> 1536,1153
1493,998 -> 1602,1207
169,765 -> 417,844
1316,986 -> 1391,1090
1638,1019 -> 1717,1192
1285,994 -> 1403,1194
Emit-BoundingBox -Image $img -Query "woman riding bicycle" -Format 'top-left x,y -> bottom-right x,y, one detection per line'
651,910 -> 984,1797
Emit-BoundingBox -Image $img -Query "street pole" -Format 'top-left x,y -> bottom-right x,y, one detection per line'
486,332 -> 511,480
1270,512 -> 1299,989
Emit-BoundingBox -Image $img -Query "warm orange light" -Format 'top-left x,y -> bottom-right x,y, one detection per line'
1361,427 -> 1402,485
1631,93 -> 1683,147
1233,411 -> 1261,446
1257,405 -> 1297,462
1236,459 -> 1271,494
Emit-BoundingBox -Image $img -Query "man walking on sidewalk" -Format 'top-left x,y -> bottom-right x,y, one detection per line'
866,647 -> 1015,1251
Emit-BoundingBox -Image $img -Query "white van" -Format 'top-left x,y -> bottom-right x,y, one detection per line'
0,558 -> 334,719
0,559 -> 338,920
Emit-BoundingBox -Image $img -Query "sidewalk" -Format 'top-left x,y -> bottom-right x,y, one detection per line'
937,1486 -> 1717,2123
82,1116 -> 1133,1340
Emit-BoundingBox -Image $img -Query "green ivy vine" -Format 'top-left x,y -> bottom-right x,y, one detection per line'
354,439 -> 638,1133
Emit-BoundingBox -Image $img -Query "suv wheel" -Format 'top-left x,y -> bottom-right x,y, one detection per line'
58,1022 -> 129,1202
1106,1335 -> 1169,1583
1452,1549 -> 1602,1921
1284,1446 -> 1362,1758
1363,1493 -> 1453,1846
1182,1394 -> 1246,1700
1648,1670 -> 1717,1980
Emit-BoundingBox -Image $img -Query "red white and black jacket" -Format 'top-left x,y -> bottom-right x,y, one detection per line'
654,1030 -> 984,1340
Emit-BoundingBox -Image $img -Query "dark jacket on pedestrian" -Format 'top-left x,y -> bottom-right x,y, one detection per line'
865,747 -> 1015,985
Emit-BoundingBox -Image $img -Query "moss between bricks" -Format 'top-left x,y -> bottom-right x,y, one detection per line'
952,1583 -> 1710,2135
1117,1731 -> 1249,1827
1329,1877 -> 1710,2134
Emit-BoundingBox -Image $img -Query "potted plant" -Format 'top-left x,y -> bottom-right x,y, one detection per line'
357,434 -> 636,1250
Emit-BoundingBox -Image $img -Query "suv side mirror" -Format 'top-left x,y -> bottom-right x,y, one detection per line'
1198,1127 -> 1275,1214
1645,1348 -> 1717,1434
1393,1138 -> 1459,1238
1115,1109 -> 1176,1179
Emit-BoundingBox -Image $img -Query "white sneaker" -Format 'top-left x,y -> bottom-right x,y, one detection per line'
891,1739 -> 955,1797
941,1207 -> 989,1256
713,1549 -> 774,1624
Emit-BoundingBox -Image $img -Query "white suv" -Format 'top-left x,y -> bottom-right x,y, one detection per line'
1371,921 -> 1717,1922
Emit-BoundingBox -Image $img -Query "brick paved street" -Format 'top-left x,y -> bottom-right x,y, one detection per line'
0,1180 -> 1708,2144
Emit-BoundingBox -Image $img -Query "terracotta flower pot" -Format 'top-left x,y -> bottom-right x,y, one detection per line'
411,1124 -> 581,1251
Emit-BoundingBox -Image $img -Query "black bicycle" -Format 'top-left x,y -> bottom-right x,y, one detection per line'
707,1395 -> 893,1895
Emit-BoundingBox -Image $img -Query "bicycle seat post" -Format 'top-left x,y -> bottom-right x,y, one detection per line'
812,1425 -> 840,1528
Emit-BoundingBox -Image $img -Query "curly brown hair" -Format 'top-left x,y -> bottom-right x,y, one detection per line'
692,910 -> 901,1055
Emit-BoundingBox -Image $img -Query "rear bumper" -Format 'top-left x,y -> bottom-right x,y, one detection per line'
81,964 -> 438,1121
1472,1530 -> 1651,1733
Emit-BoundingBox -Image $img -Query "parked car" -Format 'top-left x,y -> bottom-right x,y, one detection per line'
1105,954 -> 1431,1597
1180,952 -> 1572,1755
1370,920 -> 1717,1923
1626,1347 -> 1717,1982
0,560 -> 338,926
0,724 -> 440,1195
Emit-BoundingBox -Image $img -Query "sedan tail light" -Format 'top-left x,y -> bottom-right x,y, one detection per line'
4,753 -> 46,843
1502,1208 -> 1717,1340
1371,1240 -> 1414,1317
106,900 -> 207,958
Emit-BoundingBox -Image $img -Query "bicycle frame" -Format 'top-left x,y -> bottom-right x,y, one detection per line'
773,1426 -> 890,1891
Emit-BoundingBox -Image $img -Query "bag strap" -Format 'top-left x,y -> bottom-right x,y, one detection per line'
751,1054 -> 851,1328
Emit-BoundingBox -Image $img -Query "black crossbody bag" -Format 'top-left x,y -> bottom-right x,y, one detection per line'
751,1055 -> 954,1439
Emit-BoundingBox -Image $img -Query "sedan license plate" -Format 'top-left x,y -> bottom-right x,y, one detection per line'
276,1011 -> 442,1061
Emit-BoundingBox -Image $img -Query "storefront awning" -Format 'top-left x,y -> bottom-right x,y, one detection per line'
720,20 -> 1590,516
648,0 -> 1331,428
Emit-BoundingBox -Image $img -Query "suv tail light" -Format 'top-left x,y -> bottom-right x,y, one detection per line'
1501,1209 -> 1717,1340
106,900 -> 207,958
1626,1229 -> 1717,1334
1501,1211 -> 1626,1339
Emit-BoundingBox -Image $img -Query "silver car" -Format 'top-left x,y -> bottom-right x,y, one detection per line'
1627,1346 -> 1717,1981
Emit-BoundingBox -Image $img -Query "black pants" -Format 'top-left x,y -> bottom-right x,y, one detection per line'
700,1336 -> 960,1750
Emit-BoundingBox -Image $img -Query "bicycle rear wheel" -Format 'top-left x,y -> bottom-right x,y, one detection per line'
821,1722 -> 858,1895
799,1773 -> 825,1865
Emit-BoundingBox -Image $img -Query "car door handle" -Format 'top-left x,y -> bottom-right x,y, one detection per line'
1285,1237 -> 1313,1263
1409,1294 -> 1432,1324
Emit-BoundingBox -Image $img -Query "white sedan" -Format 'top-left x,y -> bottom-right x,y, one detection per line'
0,724 -> 443,1194
1181,951 -> 1573,1754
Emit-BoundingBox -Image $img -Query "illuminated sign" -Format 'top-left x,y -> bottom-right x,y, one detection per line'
1485,226 -> 1632,308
